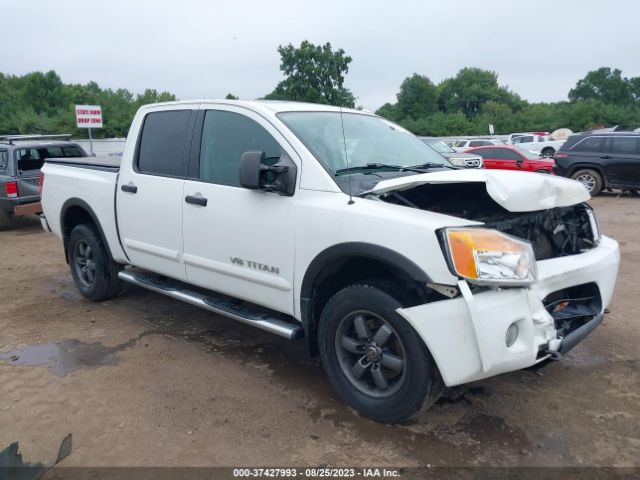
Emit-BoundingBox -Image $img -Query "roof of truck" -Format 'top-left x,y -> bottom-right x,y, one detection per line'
141,99 -> 371,115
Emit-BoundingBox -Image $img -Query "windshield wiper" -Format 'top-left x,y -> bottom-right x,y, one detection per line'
407,162 -> 456,170
335,163 -> 438,176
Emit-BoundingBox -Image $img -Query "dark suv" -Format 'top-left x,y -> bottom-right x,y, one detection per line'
554,132 -> 640,195
0,135 -> 86,230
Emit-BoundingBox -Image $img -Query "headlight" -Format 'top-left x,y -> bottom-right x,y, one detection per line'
443,228 -> 537,286
448,158 -> 466,167
584,205 -> 601,245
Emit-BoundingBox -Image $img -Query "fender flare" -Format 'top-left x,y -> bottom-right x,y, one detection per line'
60,198 -> 114,263
299,242 -> 431,354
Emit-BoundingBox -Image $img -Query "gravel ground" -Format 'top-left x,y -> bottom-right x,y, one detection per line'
0,194 -> 638,470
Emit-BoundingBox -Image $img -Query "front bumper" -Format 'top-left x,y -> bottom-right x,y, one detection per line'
397,235 -> 620,387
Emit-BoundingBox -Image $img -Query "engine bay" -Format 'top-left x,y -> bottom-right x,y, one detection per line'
378,182 -> 597,260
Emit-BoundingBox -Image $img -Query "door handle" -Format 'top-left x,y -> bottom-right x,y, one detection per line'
600,155 -> 612,160
121,183 -> 138,193
185,194 -> 208,207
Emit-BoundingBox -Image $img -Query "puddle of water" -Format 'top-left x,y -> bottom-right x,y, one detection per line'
0,335 -> 145,377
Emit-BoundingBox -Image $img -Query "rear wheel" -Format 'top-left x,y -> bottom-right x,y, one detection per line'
318,282 -> 443,423
571,169 -> 603,195
0,210 -> 11,231
68,224 -> 122,301
541,148 -> 555,158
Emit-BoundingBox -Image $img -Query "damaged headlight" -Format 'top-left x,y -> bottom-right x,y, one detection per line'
443,228 -> 537,286
584,205 -> 601,245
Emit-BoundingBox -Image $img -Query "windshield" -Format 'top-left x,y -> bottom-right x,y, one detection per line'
278,112 -> 450,175
424,139 -> 455,154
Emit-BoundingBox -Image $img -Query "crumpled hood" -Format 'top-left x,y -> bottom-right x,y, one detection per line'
363,169 -> 590,212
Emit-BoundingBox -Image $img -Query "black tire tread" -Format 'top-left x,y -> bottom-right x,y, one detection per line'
68,224 -> 122,301
0,210 -> 11,231
318,280 -> 443,423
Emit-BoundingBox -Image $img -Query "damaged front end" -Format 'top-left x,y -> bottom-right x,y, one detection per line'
378,182 -> 599,261
369,173 -> 619,386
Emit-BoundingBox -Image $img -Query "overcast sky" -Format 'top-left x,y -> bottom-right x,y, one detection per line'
1,0 -> 637,111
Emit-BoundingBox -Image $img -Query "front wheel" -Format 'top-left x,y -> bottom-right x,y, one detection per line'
68,224 -> 122,301
318,282 -> 443,423
571,169 -> 603,195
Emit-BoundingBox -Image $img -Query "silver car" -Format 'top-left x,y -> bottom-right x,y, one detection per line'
421,138 -> 484,168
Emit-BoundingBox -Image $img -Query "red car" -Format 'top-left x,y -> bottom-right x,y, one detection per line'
465,145 -> 555,173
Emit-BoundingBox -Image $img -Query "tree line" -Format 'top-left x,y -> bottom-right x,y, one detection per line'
1,40 -> 639,138
0,71 -> 176,137
376,67 -> 640,136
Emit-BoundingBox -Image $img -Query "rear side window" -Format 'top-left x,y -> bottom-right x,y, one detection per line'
611,137 -> 639,155
137,110 -> 192,177
469,140 -> 485,147
0,150 -> 7,171
62,146 -> 84,157
199,110 -> 282,187
571,136 -> 604,153
474,148 -> 497,158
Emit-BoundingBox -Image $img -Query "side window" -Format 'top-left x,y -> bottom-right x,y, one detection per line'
469,141 -> 483,147
62,146 -> 84,157
475,148 -> 495,158
572,137 -> 603,153
137,110 -> 192,177
611,137 -> 638,155
44,146 -> 65,158
0,150 -> 7,171
199,110 -> 282,187
501,149 -> 522,161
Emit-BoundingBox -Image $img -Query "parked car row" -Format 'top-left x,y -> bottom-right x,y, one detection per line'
426,130 -> 640,196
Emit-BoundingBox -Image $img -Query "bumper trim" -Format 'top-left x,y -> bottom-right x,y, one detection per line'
559,312 -> 604,354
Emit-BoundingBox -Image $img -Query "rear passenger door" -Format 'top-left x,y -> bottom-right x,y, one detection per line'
181,106 -> 297,315
606,136 -> 640,187
116,108 -> 195,281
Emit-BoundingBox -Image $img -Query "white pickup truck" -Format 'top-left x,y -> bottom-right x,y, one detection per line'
40,100 -> 620,423
511,133 -> 566,157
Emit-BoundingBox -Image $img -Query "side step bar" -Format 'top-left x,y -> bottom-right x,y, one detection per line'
118,270 -> 304,340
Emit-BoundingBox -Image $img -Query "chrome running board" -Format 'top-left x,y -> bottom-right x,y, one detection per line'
118,270 -> 304,340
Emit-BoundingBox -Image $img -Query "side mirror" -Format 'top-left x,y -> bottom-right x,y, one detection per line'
239,150 -> 297,196
239,151 -> 264,190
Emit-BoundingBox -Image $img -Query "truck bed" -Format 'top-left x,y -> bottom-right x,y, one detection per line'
45,155 -> 121,172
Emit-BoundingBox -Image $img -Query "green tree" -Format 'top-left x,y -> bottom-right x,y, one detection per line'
375,102 -> 401,122
438,68 -> 522,116
225,93 -> 239,100
264,41 -> 356,107
396,74 -> 437,120
569,67 -> 634,105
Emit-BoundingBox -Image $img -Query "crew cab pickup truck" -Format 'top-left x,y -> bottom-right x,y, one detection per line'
40,100 -> 620,423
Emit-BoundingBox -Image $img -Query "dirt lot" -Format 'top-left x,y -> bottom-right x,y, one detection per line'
0,195 -> 639,471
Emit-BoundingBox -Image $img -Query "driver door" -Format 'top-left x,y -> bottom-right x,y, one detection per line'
181,106 -> 298,315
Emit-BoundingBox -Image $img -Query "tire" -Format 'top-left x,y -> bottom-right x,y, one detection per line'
541,148 -> 555,158
318,281 -> 443,423
571,169 -> 603,195
0,210 -> 11,231
68,224 -> 122,301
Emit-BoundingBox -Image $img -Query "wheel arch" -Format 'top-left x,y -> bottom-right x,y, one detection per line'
60,198 -> 114,264
300,243 -> 432,357
567,162 -> 606,179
